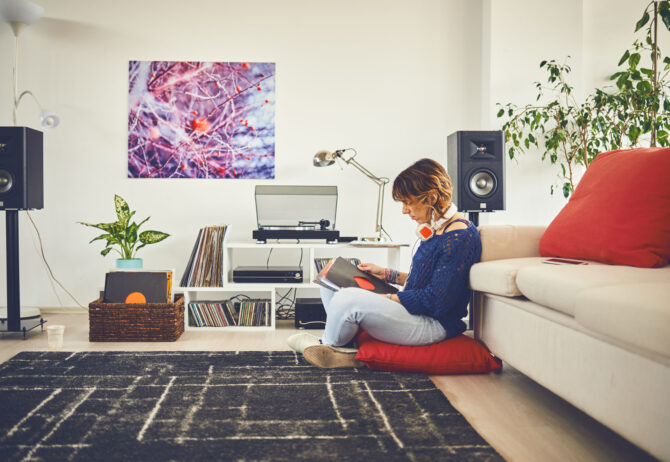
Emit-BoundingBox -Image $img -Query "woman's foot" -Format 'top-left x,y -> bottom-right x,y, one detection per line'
287,332 -> 321,354
303,344 -> 366,369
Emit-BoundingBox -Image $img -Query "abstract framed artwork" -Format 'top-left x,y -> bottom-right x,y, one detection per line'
128,61 -> 275,179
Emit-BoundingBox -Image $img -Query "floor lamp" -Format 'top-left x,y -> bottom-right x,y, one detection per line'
1,0 -> 57,337
313,148 -> 389,242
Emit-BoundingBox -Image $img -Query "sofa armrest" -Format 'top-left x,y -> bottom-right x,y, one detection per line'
479,225 -> 546,262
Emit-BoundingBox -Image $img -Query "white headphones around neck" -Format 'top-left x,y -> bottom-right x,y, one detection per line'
415,203 -> 458,241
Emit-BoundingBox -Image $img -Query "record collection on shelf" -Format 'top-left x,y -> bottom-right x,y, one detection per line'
180,225 -> 229,287
188,298 -> 271,327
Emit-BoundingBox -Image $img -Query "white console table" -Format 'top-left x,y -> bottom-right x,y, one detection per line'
179,241 -> 406,331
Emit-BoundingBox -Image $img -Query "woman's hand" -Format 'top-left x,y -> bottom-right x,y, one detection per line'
358,262 -> 385,280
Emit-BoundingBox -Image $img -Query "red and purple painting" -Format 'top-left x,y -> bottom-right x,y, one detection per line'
128,61 -> 275,179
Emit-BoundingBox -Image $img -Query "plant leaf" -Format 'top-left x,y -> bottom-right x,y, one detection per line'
660,9 -> 670,31
89,234 -> 111,244
101,247 -> 112,257
635,10 -> 650,32
629,52 -> 641,70
138,230 -> 170,245
79,221 -> 115,232
618,50 -> 630,66
562,182 -> 571,198
127,222 -> 138,245
114,195 -> 131,225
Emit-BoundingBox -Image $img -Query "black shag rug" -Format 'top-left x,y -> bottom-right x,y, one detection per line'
0,351 -> 502,461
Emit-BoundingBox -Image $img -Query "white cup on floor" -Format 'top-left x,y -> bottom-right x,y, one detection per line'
46,325 -> 65,350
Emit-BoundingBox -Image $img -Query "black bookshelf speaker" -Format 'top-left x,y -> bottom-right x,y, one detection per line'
295,298 -> 326,329
0,126 -> 44,210
447,130 -> 505,212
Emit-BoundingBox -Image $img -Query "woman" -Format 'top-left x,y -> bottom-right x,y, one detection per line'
288,158 -> 482,368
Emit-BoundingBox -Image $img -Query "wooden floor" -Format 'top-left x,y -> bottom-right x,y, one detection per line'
0,313 -> 656,462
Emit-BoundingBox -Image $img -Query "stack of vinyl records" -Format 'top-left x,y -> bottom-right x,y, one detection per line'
180,225 -> 229,287
103,270 -> 174,303
188,299 -> 270,327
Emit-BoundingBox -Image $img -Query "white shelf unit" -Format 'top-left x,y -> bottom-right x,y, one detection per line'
180,241 -> 405,331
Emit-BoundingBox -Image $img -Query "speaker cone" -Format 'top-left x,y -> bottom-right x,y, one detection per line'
0,169 -> 13,194
469,169 -> 496,198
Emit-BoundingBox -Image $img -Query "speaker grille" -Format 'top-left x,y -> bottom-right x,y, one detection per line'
0,169 -> 13,193
447,130 -> 505,211
468,169 -> 496,198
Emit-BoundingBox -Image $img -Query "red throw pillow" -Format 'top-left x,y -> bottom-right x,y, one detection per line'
539,148 -> 670,268
355,331 -> 502,375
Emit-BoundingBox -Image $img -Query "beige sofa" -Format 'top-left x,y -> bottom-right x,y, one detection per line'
470,225 -> 670,461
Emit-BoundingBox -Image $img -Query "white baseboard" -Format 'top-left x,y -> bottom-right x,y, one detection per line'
37,307 -> 88,314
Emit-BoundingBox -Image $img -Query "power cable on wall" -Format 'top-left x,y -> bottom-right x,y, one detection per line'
26,211 -> 86,309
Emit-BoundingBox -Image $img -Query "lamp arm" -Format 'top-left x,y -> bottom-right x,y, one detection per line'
13,91 -> 43,125
11,36 -> 46,125
344,156 -> 389,186
15,90 -> 43,109
340,153 -> 389,240
375,181 -> 386,239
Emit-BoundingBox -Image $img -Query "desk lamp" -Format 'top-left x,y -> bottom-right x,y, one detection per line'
1,0 -> 59,129
313,148 -> 389,242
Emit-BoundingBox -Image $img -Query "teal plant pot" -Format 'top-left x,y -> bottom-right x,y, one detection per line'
116,258 -> 143,270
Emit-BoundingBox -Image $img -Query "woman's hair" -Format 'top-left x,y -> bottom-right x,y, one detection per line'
392,158 -> 453,219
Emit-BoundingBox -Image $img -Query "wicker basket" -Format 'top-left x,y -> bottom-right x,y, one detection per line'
88,295 -> 184,342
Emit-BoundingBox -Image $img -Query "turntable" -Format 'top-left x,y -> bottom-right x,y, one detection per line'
252,185 -> 354,243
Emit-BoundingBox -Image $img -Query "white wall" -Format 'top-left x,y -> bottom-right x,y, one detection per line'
481,0 -> 584,226
583,0 -> 670,90
0,0 -> 656,308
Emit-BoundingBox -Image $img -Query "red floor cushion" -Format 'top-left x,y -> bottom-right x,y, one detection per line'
355,331 -> 502,375
539,147 -> 670,268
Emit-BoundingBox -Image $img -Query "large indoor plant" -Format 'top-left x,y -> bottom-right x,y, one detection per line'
496,1 -> 670,197
79,195 -> 169,269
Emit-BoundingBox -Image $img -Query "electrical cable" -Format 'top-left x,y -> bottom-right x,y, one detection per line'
275,288 -> 296,320
26,211 -> 86,309
381,225 -> 393,242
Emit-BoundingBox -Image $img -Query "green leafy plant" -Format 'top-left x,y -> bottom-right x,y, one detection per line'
496,59 -> 599,197
79,195 -> 170,259
497,1 -> 670,198
600,0 -> 670,148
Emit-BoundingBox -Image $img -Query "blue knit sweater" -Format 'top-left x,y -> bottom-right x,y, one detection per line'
397,220 -> 482,338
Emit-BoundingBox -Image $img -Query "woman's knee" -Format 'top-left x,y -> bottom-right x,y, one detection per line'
331,287 -> 363,307
328,288 -> 378,320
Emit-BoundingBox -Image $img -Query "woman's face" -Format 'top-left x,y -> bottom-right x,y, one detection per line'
401,197 -> 433,224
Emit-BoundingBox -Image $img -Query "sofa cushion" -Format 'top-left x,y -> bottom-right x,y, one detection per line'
470,257 -> 546,296
515,263 -> 670,317
539,147 -> 670,268
575,282 -> 670,358
479,226 -> 545,261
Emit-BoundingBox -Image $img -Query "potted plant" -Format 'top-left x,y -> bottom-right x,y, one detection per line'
79,195 -> 169,269
496,1 -> 670,197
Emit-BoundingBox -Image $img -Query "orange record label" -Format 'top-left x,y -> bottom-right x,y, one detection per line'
125,292 -> 147,304
353,276 -> 375,291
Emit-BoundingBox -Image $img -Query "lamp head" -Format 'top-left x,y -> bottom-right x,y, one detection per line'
39,110 -> 59,129
313,150 -> 340,167
0,0 -> 44,36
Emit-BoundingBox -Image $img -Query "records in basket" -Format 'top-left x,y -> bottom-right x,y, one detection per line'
103,270 -> 173,304
180,225 -> 229,287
